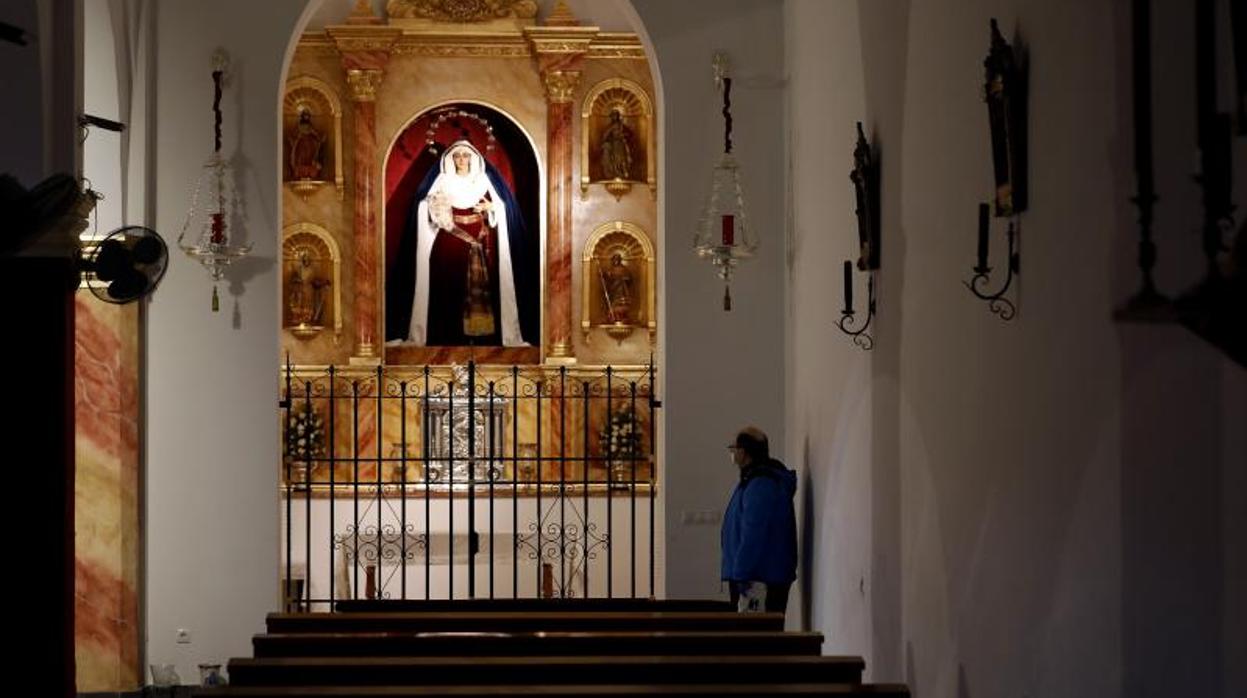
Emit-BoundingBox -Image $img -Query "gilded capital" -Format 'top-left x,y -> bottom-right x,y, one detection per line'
542,70 -> 581,103
326,25 -> 401,57
345,69 -> 384,101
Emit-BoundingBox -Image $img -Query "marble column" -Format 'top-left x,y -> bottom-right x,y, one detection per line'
74,298 -> 141,691
539,64 -> 583,361
329,16 -> 398,362
526,2 -> 595,362
344,66 -> 384,360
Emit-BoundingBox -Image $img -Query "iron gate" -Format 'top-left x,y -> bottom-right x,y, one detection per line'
279,360 -> 659,610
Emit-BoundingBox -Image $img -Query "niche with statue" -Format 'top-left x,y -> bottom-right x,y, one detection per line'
283,76 -> 344,199
282,223 -> 341,340
580,78 -> 655,200
581,221 -> 655,343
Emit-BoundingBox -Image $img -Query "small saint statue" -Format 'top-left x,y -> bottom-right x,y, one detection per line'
288,109 -> 325,181
601,252 -> 635,324
288,250 -> 316,326
599,110 -> 634,181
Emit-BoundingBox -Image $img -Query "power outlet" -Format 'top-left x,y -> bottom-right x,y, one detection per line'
175,628 -> 191,644
681,510 -> 721,525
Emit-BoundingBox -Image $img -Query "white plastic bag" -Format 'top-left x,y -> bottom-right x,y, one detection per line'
737,581 -> 768,613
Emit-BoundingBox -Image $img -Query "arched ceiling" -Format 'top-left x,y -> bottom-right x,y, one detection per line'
304,0 -> 636,32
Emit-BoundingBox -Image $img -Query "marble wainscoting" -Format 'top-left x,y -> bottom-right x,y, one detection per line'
74,297 -> 141,692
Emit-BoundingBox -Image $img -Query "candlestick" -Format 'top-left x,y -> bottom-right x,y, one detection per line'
721,214 -> 734,246
843,260 -> 853,313
976,203 -> 990,271
837,259 -> 874,349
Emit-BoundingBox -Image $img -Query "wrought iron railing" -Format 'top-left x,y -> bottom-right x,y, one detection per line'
279,360 -> 659,610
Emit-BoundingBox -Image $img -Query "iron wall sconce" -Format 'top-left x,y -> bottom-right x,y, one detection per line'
965,202 -> 1019,320
837,122 -> 880,350
966,18 -> 1027,321
839,261 -> 875,350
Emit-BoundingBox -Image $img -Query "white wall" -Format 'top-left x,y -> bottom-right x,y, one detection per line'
784,0 -> 874,657
144,0 -> 308,680
787,1 -> 1247,696
631,0 -> 789,602
82,0 -> 122,234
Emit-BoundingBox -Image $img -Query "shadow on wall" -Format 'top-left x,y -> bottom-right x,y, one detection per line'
858,0 -> 910,682
800,434 -> 814,630
1120,329 -> 1227,697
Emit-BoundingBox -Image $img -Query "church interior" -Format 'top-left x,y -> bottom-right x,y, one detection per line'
2,0 -> 1244,696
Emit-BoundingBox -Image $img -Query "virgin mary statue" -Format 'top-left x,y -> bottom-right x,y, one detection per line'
398,140 -> 529,346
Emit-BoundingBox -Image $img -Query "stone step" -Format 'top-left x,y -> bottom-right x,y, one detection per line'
226,655 -> 865,687
193,683 -> 911,697
332,599 -> 734,613
253,630 -> 824,658
266,611 -> 784,635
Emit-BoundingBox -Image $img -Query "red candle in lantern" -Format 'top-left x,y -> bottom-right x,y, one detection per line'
721,214 -> 734,246
210,212 -> 226,245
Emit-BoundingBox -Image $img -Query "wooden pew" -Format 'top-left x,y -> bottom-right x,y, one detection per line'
253,630 -> 825,658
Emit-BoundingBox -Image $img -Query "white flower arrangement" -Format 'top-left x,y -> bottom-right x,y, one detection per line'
286,402 -> 326,464
600,407 -> 642,464
428,189 -> 453,232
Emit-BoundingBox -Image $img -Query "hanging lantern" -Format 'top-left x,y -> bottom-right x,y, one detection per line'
178,48 -> 252,312
693,52 -> 757,311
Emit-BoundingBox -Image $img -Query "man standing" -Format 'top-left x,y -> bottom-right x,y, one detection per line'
721,426 -> 797,615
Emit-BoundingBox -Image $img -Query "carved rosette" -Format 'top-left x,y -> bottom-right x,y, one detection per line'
386,0 -> 538,22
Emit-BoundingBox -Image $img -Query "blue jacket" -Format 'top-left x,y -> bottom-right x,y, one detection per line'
721,459 -> 798,584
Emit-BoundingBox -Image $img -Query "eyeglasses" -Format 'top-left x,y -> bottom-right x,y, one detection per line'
726,445 -> 741,451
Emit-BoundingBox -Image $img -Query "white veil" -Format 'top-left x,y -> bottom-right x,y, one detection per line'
406,140 -> 524,346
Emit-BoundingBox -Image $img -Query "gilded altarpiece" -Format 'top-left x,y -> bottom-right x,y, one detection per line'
280,2 -> 659,490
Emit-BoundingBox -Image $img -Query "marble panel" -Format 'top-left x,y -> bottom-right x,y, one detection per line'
545,99 -> 575,355
73,297 -> 140,692
352,99 -> 381,356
